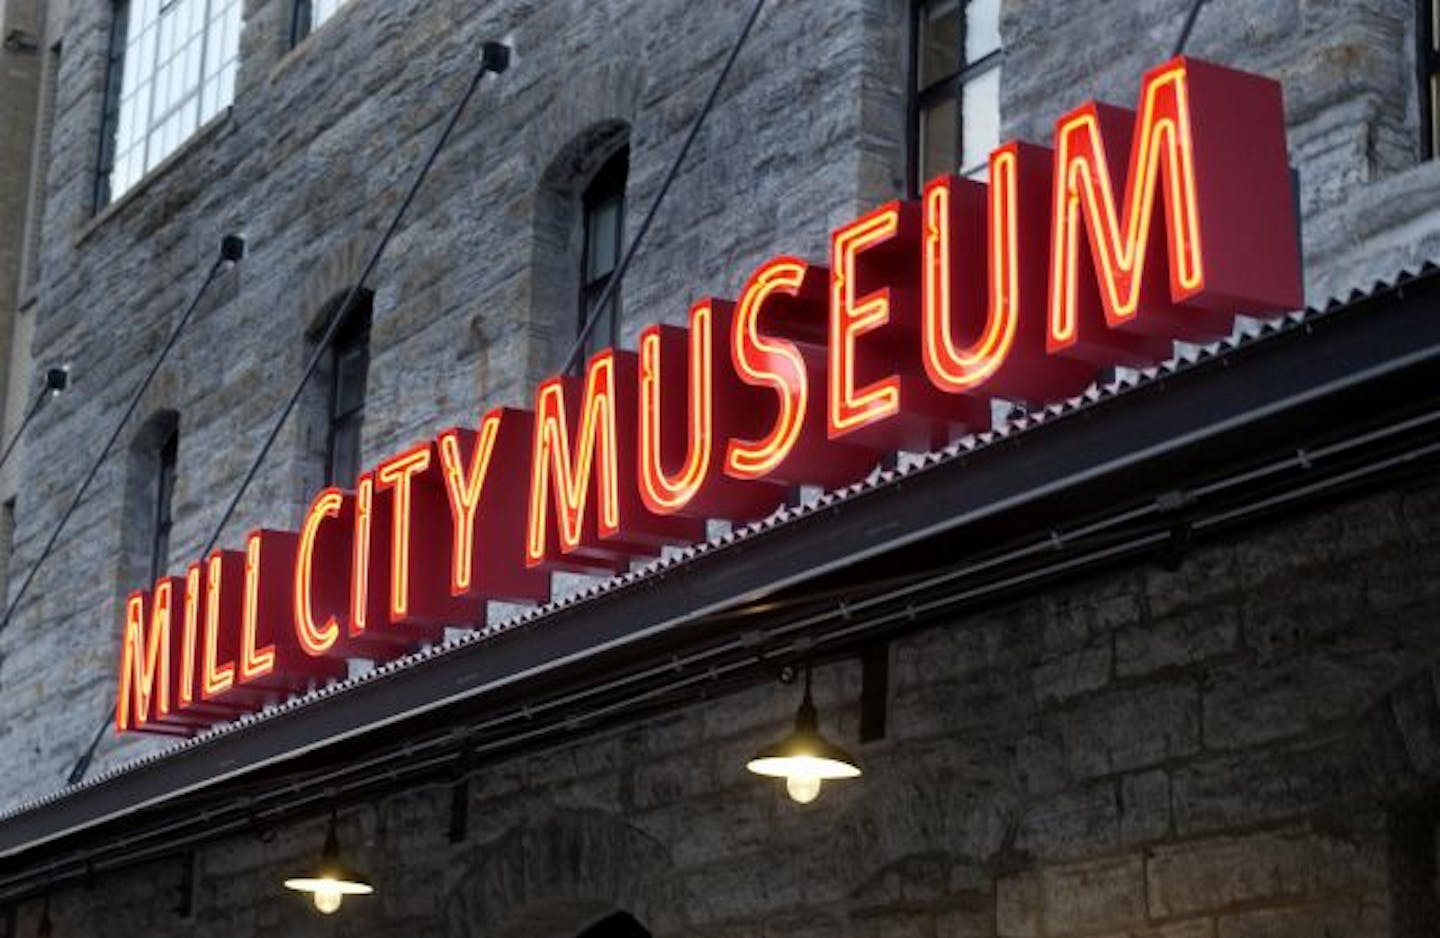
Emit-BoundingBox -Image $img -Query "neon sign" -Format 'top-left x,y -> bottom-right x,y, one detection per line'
116,57 -> 1301,734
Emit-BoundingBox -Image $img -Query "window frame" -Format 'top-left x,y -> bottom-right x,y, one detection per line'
149,428 -> 178,584
291,0 -> 314,45
1422,0 -> 1439,161
96,0 -> 242,210
576,145 -> 629,369
0,497 -> 15,605
906,0 -> 1003,196
95,3 -> 130,211
291,0 -> 346,46
324,297 -> 372,488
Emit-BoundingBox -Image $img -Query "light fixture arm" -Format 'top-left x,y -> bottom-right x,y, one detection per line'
795,665 -> 818,734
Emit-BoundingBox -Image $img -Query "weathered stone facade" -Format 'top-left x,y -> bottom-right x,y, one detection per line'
0,0 -> 1438,935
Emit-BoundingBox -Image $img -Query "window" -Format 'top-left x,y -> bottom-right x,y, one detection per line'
97,0 -> 243,208
325,296 -> 371,486
576,146 -> 629,367
0,498 -> 15,606
291,0 -> 346,45
150,429 -> 178,582
909,0 -> 1002,191
1423,0 -> 1439,160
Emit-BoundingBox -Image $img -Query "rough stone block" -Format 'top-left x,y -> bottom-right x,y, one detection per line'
1201,642 -> 1410,750
1059,682 -> 1200,778
1214,901 -> 1385,938
1120,769 -> 1172,846
1015,780 -> 1121,861
1040,854 -> 1146,936
1116,606 -> 1241,678
997,868 -> 1042,938
1146,823 -> 1385,919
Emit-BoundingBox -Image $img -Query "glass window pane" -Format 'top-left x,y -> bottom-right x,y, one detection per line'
218,59 -> 235,105
330,418 -> 361,487
920,98 -> 958,180
582,285 -> 617,355
586,199 -> 620,281
918,0 -> 961,88
965,0 -> 1001,61
201,77 -> 219,121
335,344 -> 368,414
961,65 -> 1000,174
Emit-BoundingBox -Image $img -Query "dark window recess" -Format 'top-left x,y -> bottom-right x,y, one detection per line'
94,0 -> 130,211
291,0 -> 314,44
577,913 -> 651,938
1422,0 -> 1439,161
577,146 -> 629,369
325,296 -> 372,487
0,498 -> 15,605
292,0 -> 342,46
907,0 -> 1002,195
150,430 -> 178,584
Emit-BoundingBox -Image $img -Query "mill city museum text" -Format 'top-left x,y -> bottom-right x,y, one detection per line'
115,56 -> 1301,735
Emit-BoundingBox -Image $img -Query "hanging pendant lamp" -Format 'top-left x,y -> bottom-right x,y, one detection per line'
283,807 -> 374,914
746,666 -> 861,803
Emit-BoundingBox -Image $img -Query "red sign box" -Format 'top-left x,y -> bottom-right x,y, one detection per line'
115,57 -> 1301,734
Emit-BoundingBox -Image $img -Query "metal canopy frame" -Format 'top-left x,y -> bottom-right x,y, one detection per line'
1,266 -> 1439,900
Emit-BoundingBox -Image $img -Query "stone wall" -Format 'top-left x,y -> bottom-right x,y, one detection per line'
0,0 -> 900,801
12,472 -> 1440,938
0,0 -> 1437,900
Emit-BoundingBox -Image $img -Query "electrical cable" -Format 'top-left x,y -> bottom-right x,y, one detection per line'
558,0 -> 766,376
1172,0 -> 1208,56
63,40 -> 514,788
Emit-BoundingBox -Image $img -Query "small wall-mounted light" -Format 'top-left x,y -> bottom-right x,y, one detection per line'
746,666 -> 861,803
283,809 -> 373,914
44,366 -> 68,396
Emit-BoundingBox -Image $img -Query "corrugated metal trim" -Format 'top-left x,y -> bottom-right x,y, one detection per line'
2,262 -> 1434,823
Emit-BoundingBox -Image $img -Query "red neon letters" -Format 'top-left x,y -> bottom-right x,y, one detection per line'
117,56 -> 1302,735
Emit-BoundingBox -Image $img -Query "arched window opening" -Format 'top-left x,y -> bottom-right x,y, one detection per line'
528,121 -> 631,384
118,410 -> 180,594
576,912 -> 651,938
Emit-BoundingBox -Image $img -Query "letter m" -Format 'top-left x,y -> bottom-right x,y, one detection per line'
525,351 -> 630,573
1047,56 -> 1302,364
115,578 -> 181,734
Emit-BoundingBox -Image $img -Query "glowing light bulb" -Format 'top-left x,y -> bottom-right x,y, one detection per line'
313,882 -> 344,914
785,774 -> 822,804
